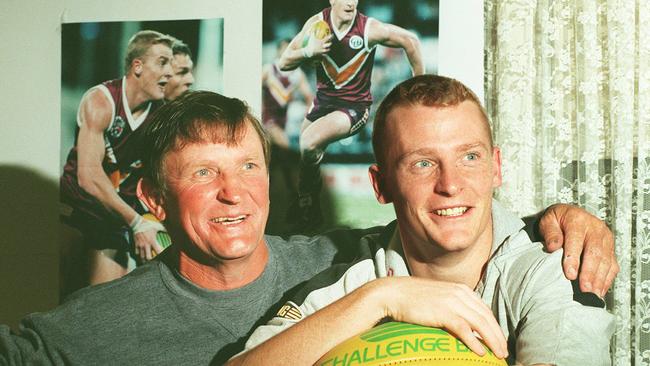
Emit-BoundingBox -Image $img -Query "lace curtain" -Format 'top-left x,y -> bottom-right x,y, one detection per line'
485,1 -> 650,364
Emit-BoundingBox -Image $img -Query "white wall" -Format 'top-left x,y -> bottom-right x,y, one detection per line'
0,0 -> 482,329
439,0 -> 485,102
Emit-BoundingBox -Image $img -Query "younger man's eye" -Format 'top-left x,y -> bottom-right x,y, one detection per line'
465,153 -> 479,161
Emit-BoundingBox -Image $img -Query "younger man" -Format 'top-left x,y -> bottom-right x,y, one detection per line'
232,75 -> 615,366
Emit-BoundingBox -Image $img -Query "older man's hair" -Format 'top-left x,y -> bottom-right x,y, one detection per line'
123,30 -> 174,74
372,74 -> 491,167
140,90 -> 270,195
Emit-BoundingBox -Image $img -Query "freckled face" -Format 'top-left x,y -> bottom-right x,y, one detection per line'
160,123 -> 270,262
371,101 -> 502,254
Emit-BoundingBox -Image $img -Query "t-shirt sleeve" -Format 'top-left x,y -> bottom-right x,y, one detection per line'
0,319 -> 56,365
511,249 -> 614,366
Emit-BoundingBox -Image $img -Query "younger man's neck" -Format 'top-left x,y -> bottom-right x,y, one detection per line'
403,223 -> 494,290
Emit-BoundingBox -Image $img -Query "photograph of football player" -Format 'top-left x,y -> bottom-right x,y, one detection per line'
59,19 -> 222,293
270,0 -> 434,231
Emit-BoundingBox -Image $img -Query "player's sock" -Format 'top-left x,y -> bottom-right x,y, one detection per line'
297,160 -> 323,197
287,156 -> 324,230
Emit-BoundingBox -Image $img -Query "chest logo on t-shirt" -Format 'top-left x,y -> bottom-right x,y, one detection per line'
109,116 -> 126,138
349,35 -> 364,50
276,301 -> 304,321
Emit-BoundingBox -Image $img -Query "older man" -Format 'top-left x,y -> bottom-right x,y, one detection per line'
1,92 -> 359,365
233,76 -> 615,366
2,91 -> 615,365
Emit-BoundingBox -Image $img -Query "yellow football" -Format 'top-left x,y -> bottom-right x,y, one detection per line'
316,322 -> 507,366
311,19 -> 331,40
303,19 -> 331,48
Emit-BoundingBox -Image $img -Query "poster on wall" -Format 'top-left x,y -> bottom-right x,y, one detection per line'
60,19 -> 224,168
262,0 -> 439,233
58,19 -> 224,293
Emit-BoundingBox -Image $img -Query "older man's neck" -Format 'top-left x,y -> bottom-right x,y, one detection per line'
175,244 -> 269,290
404,226 -> 494,290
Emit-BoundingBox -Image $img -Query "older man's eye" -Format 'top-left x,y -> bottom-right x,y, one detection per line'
196,168 -> 211,177
414,160 -> 433,168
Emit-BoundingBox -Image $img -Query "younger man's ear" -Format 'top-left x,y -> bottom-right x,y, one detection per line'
491,146 -> 503,188
368,164 -> 392,204
137,178 -> 166,221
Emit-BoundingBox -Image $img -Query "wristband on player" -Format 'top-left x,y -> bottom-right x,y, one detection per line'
302,35 -> 316,59
129,214 -> 164,234
301,46 -> 314,59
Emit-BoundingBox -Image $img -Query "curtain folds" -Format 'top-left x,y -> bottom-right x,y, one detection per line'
485,1 -> 650,364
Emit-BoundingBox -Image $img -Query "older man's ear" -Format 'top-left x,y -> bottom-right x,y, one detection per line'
490,146 -> 502,188
137,178 -> 167,222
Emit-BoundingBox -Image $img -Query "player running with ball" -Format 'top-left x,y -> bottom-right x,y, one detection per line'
279,0 -> 425,230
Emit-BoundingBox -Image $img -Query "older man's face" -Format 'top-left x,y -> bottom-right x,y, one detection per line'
370,101 -> 501,254
160,121 -> 269,263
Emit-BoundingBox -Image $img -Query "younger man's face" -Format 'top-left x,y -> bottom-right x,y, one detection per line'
370,101 -> 502,255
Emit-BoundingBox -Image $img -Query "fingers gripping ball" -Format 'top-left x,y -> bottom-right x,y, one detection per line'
142,213 -> 172,256
317,322 -> 506,366
301,19 -> 331,58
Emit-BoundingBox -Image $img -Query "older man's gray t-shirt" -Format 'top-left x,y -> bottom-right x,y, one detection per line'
0,231 -> 366,365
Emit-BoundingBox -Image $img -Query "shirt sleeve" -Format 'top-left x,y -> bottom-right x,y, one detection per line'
239,258 -> 378,355
0,320 -> 56,365
511,249 -> 614,366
